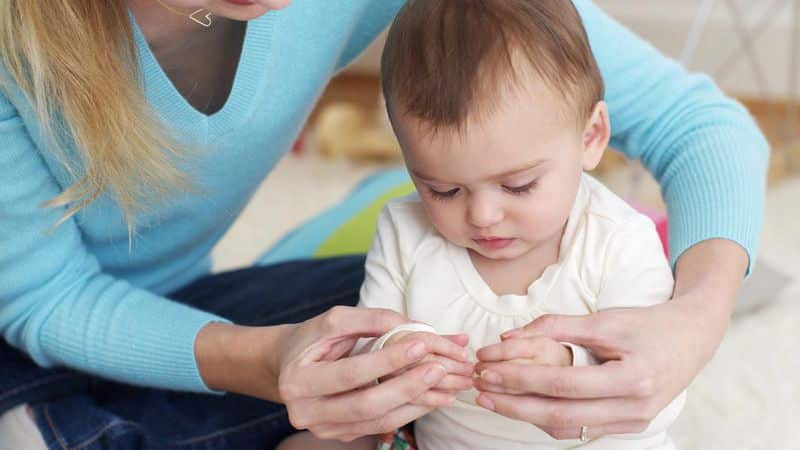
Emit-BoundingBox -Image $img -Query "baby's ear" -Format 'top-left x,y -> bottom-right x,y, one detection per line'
581,101 -> 611,171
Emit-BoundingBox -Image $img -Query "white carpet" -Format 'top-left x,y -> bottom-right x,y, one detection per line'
670,177 -> 800,450
213,156 -> 800,449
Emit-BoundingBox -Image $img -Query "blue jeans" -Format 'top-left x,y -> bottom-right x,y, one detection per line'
0,256 -> 366,450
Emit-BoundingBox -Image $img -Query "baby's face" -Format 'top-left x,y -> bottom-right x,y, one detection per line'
392,83 -> 604,262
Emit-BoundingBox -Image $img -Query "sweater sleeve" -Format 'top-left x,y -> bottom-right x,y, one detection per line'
573,0 -> 770,274
0,91 -> 227,393
334,0 -> 405,72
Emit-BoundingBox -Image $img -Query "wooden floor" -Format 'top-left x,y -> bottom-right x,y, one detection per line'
738,98 -> 800,182
314,75 -> 800,183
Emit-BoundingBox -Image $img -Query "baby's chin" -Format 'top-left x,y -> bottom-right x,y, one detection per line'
467,244 -> 528,261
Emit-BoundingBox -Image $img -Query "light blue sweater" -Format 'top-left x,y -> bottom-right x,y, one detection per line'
0,0 -> 769,393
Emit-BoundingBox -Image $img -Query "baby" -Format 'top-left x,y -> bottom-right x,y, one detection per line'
281,0 -> 685,449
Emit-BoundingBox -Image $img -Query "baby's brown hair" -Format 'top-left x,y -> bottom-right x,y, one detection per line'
381,0 -> 604,131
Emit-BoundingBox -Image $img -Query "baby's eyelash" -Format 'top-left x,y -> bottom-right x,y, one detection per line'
429,187 -> 460,200
503,180 -> 537,195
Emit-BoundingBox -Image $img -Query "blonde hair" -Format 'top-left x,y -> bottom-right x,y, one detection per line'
0,0 -> 189,228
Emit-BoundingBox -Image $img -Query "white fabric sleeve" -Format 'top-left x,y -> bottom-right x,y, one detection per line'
563,219 -> 672,369
352,206 -> 410,354
596,218 -> 675,310
357,206 -> 408,312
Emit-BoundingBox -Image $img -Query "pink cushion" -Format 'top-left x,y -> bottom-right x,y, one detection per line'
627,200 -> 669,258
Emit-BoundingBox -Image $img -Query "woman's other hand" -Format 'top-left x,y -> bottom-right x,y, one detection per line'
472,239 -> 747,440
381,331 -> 473,400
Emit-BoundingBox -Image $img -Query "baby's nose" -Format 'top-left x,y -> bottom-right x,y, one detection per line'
467,194 -> 504,228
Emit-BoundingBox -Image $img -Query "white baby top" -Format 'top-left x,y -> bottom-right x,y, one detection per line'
358,173 -> 686,450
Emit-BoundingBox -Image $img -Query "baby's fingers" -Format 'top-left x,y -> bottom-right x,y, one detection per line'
412,390 -> 457,408
434,374 -> 474,392
411,332 -> 470,362
425,354 -> 473,376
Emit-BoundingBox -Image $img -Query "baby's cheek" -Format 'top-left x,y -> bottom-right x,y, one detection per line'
429,214 -> 465,243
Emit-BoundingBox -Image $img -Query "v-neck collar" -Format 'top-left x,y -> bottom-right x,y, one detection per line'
129,11 -> 277,139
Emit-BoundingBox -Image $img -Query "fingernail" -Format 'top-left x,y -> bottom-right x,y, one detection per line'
424,365 -> 446,385
501,330 -> 521,339
480,370 -> 502,384
407,342 -> 426,360
476,394 -> 495,411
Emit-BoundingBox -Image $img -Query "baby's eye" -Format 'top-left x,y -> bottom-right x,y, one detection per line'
428,187 -> 460,200
503,180 -> 537,195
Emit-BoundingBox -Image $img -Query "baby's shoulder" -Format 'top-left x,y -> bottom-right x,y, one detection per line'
573,175 -> 665,292
580,174 -> 655,234
375,196 -> 453,271
378,195 -> 441,246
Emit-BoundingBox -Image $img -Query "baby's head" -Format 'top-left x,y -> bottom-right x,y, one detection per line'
382,0 -> 610,261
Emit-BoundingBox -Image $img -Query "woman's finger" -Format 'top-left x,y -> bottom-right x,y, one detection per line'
411,390 -> 458,408
537,420 -> 652,441
284,339 -> 432,399
306,363 -> 447,425
504,312 -> 624,352
474,359 -> 650,399
473,392 -> 646,428
441,333 -> 470,347
321,306 -> 410,338
378,357 -> 472,388
476,336 -> 560,362
473,377 -> 527,395
401,332 -> 469,362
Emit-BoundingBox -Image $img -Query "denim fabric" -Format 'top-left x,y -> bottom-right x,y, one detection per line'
0,256 -> 365,450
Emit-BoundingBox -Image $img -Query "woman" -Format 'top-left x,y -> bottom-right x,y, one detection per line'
0,0 -> 767,449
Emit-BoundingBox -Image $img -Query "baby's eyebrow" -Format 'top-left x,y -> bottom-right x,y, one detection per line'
410,159 -> 548,184
489,159 -> 548,180
408,169 -> 435,182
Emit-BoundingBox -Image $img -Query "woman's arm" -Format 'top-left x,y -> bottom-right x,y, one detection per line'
573,0 -> 769,274
0,87 -> 228,393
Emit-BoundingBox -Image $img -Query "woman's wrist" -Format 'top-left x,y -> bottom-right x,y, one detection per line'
195,322 -> 293,402
671,238 -> 749,358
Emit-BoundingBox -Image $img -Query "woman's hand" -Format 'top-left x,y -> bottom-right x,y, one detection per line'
381,331 -> 474,399
472,239 -> 747,440
196,305 -> 462,441
275,306 -> 470,442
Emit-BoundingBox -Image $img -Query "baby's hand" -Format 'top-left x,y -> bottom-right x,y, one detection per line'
481,335 -> 573,368
382,331 -> 474,401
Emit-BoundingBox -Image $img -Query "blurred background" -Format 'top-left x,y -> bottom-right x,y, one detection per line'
213,2 -> 799,449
